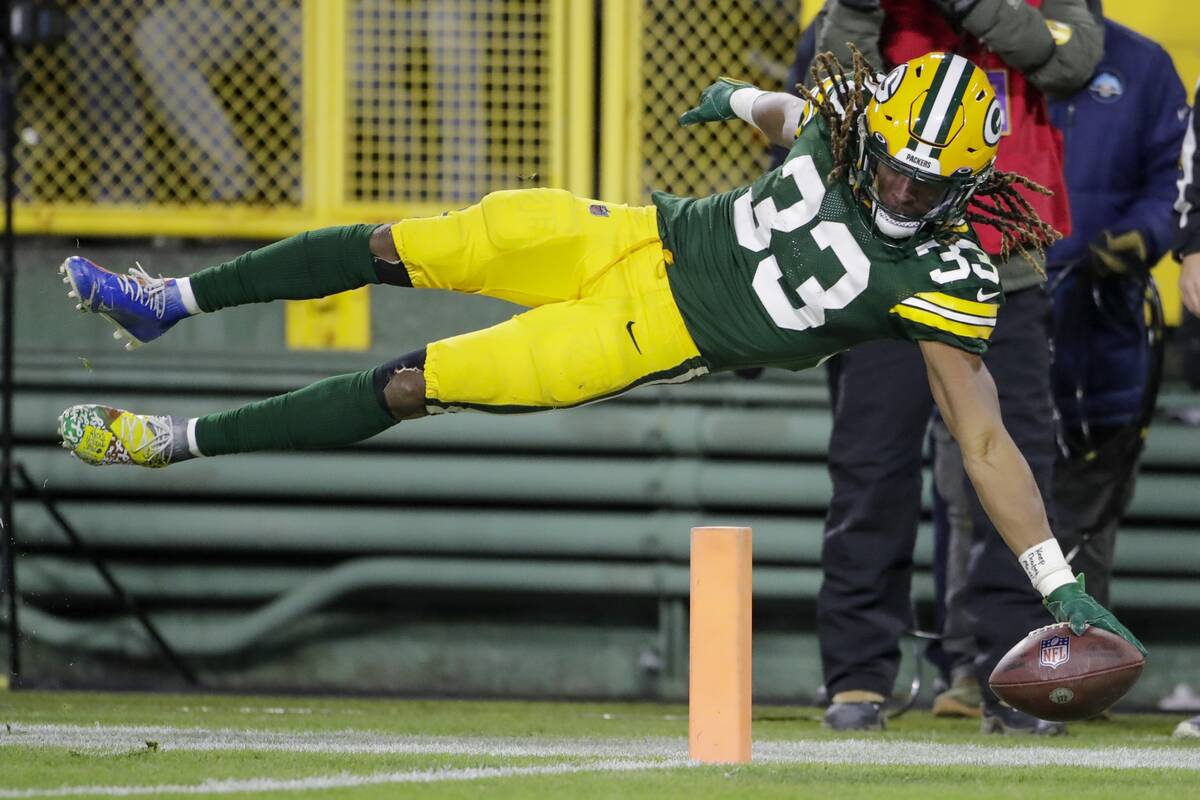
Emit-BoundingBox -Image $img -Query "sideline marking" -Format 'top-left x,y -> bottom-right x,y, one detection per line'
0,759 -> 681,798
3,724 -> 1199,770
1,723 -> 1198,797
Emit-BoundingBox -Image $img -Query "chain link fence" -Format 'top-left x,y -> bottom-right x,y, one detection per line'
19,0 -> 304,207
636,0 -> 801,201
9,0 -> 804,236
348,0 -> 551,206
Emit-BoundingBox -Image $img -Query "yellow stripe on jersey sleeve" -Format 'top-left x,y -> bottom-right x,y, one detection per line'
795,101 -> 818,137
914,291 -> 998,318
890,304 -> 995,340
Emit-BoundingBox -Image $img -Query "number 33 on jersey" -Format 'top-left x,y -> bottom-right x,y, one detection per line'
654,113 -> 1002,373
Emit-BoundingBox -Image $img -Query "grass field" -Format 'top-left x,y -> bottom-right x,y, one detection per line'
0,691 -> 1197,798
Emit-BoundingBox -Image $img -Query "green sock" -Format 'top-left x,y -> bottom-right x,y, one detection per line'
194,369 -> 398,456
189,224 -> 379,312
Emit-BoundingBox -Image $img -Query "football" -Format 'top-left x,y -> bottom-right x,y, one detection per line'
988,623 -> 1145,722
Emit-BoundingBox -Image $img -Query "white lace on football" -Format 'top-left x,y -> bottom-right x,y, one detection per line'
116,263 -> 168,319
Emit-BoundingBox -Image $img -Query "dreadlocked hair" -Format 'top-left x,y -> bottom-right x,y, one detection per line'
963,171 -> 1061,270
793,46 -> 875,184
794,46 -> 1062,269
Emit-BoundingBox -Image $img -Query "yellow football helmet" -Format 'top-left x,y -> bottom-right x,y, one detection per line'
854,52 -> 1003,241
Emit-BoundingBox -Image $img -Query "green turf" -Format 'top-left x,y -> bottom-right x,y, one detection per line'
0,749 -> 541,790
0,690 -> 1196,798
430,764 -> 1200,800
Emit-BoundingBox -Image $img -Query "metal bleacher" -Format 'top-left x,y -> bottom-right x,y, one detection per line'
9,235 -> 1200,701
4,0 -> 1200,703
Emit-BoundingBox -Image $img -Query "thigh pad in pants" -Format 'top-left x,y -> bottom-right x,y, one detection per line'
422,252 -> 707,412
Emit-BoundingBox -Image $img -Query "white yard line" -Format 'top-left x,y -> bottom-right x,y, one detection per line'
0,760 -> 683,798
2,725 -> 683,758
4,723 -> 1197,768
1,723 -> 1199,798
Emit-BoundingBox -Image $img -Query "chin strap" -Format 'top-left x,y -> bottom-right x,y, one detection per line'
871,205 -> 921,240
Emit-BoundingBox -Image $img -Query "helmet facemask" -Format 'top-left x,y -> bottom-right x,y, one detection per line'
852,117 -> 988,244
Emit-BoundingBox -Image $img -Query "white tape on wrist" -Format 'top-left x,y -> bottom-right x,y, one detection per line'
729,87 -> 767,128
1018,539 -> 1076,597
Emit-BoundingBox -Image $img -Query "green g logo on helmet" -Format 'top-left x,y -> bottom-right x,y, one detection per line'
983,97 -> 1004,147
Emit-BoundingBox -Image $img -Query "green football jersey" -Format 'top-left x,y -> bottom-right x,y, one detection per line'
654,115 -> 1004,373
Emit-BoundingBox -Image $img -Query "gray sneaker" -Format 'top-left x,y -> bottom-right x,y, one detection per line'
981,703 -> 1067,736
823,702 -> 885,731
1173,715 -> 1200,739
933,676 -> 983,719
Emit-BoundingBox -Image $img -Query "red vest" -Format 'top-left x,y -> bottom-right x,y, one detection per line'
878,0 -> 1072,252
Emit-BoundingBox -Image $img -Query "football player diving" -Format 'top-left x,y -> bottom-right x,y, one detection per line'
57,50 -> 1144,656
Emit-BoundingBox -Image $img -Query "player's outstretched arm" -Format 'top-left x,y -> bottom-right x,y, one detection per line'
679,79 -> 807,149
918,340 -> 1146,655
920,340 -> 1051,555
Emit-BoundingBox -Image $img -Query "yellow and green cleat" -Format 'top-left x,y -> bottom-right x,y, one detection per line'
58,405 -> 180,468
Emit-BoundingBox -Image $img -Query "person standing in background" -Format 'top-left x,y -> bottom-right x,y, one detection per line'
1043,0 -> 1185,616
929,0 -> 1188,720
1171,76 -> 1200,741
1178,79 -> 1200,322
811,0 -> 1101,733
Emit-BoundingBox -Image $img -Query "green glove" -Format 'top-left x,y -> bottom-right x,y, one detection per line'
679,78 -> 756,126
1044,575 -> 1147,656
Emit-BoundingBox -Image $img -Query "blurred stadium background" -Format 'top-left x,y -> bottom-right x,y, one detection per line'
2,0 -> 1199,710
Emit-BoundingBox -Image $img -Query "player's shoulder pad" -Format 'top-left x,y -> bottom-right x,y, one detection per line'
915,233 -> 993,264
898,236 -> 1002,342
795,74 -> 879,138
808,75 -> 878,112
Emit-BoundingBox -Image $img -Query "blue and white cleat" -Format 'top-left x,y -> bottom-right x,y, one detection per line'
59,256 -> 192,349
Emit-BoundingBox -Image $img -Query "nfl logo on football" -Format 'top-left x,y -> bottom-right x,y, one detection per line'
1039,635 -> 1071,669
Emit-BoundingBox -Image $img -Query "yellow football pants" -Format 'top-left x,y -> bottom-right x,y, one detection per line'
390,188 -> 706,412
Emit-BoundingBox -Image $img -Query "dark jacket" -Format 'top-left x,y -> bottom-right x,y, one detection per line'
817,0 -> 1102,100
1176,80 -> 1200,258
1048,20 -> 1187,429
1175,80 -> 1200,391
1048,21 -> 1188,268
